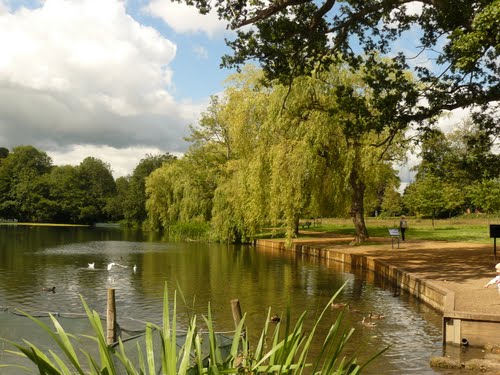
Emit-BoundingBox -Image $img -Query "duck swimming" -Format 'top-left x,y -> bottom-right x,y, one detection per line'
361,317 -> 377,328
42,286 -> 56,293
88,262 -> 95,269
331,302 -> 347,310
368,313 -> 385,320
270,314 -> 281,323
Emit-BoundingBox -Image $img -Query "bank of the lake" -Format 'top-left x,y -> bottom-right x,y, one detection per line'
256,233 -> 500,370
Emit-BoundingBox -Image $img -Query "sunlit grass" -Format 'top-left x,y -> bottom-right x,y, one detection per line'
257,216 -> 499,244
313,216 -> 495,244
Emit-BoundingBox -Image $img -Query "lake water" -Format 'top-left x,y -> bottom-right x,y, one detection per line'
0,224 -> 480,374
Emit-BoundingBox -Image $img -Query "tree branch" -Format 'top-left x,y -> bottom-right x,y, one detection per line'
234,0 -> 309,28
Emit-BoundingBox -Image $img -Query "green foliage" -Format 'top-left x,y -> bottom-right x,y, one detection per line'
467,179 -> 500,214
0,146 -> 53,221
380,186 -> 402,217
166,221 -> 211,241
121,153 -> 176,225
182,0 -> 499,128
406,118 -> 499,217
146,158 -> 214,232
449,0 -> 500,72
403,175 -> 464,220
73,157 -> 117,224
145,64 -> 410,244
1,283 -> 381,374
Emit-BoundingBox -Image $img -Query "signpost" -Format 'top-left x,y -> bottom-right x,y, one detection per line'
389,228 -> 400,249
490,225 -> 500,261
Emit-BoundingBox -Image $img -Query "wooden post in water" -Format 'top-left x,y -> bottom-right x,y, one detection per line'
231,299 -> 246,340
107,288 -> 117,345
230,299 -> 242,328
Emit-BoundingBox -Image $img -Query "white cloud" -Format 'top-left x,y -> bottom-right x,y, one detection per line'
193,45 -> 209,60
48,144 -> 183,178
145,0 -> 227,38
0,0 -> 207,175
404,1 -> 423,16
436,107 -> 471,133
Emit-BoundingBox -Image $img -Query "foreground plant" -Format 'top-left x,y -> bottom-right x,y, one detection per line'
1,282 -> 382,374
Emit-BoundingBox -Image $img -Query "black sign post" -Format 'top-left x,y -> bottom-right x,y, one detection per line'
490,225 -> 500,261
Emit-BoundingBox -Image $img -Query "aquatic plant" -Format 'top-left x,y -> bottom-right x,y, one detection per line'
0,282 -> 383,374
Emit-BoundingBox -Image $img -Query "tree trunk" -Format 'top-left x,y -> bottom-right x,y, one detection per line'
349,156 -> 369,244
293,215 -> 300,237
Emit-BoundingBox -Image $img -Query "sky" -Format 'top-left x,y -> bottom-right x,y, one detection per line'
0,0 -> 234,177
0,0 -> 469,180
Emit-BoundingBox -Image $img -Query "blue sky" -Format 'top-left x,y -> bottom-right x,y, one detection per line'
0,0 -> 468,180
0,0 -> 235,176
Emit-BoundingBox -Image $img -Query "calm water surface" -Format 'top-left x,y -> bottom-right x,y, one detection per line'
0,225 -> 480,374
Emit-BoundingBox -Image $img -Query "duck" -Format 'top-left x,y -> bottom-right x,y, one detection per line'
107,262 -> 115,271
361,316 -> 377,328
42,286 -> 56,293
88,262 -> 95,269
133,264 -> 137,273
368,312 -> 385,320
270,314 -> 281,323
348,305 -> 362,313
331,302 -> 347,310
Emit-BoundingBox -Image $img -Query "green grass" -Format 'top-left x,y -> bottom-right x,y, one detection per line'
257,216 -> 499,244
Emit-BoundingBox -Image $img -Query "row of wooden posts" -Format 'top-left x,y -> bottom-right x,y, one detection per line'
106,288 -> 244,345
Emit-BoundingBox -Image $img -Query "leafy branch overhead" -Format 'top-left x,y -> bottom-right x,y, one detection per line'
175,0 -> 499,131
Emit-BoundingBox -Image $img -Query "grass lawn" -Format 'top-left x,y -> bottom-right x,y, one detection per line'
260,216 -> 500,244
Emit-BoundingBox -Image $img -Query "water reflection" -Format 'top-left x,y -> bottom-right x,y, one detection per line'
0,225 -> 457,374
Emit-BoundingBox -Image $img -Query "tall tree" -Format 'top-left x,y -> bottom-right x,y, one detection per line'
0,146 -> 52,220
380,186 -> 403,217
0,147 -> 8,161
76,157 -> 116,224
264,63 -> 411,242
123,153 -> 176,225
44,165 -> 81,223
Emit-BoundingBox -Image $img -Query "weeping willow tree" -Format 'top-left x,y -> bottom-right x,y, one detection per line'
249,62 -> 411,243
145,97 -> 229,234
146,63 -> 410,244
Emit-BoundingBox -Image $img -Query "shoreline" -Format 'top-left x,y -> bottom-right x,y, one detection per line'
255,234 -> 500,348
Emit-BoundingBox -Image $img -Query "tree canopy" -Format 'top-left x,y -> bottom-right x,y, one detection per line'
176,0 -> 499,133
146,65 -> 407,243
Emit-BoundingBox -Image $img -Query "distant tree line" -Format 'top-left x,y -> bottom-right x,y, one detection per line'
0,145 -> 175,225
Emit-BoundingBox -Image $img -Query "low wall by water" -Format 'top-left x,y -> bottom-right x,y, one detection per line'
255,239 -> 500,348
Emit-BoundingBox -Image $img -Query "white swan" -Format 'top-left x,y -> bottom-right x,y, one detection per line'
88,262 -> 95,269
107,262 -> 128,271
133,264 -> 137,273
